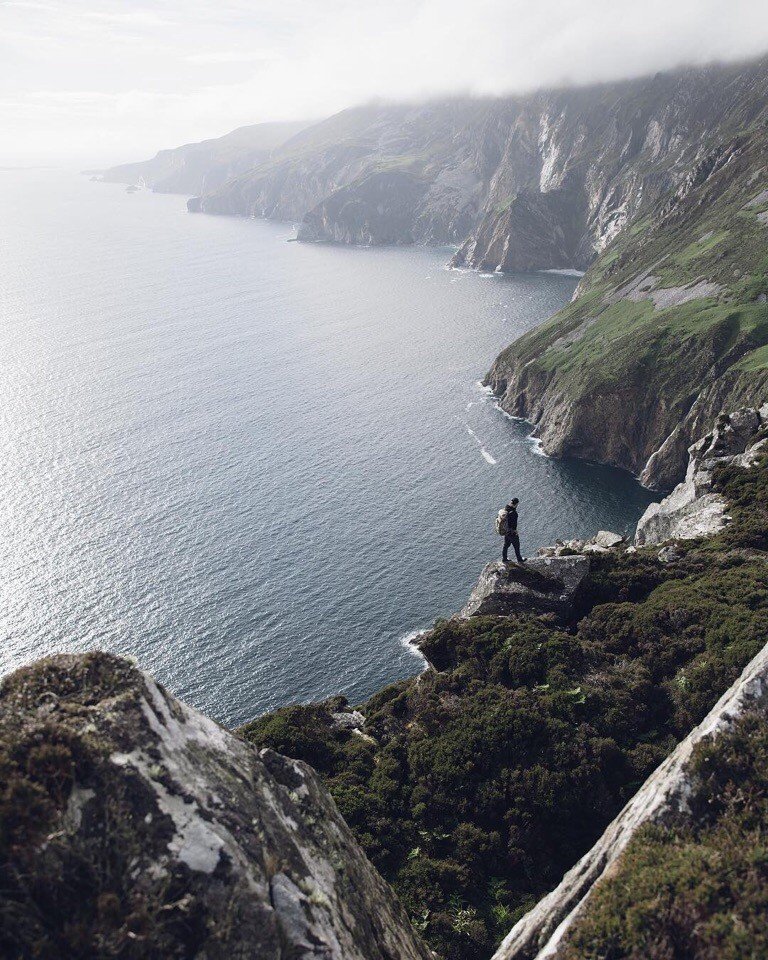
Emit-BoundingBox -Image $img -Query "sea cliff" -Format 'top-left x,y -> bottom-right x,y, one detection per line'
3,410 -> 768,959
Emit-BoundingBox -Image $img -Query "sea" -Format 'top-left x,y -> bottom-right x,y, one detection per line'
0,169 -> 656,725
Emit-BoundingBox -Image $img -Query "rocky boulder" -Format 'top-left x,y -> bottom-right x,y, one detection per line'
0,653 -> 431,960
461,556 -> 591,622
636,407 -> 767,547
538,530 -> 624,558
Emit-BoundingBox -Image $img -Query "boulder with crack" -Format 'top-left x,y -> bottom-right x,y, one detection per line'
461,556 -> 591,622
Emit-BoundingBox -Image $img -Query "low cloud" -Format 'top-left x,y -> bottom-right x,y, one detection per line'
2,0 -> 768,165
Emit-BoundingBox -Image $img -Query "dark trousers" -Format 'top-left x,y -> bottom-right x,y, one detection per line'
503,532 -> 523,563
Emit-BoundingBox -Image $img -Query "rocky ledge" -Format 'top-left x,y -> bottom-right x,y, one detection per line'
461,555 -> 591,623
636,406 -> 768,546
0,653 -> 430,960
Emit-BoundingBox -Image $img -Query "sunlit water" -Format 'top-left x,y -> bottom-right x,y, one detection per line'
0,170 -> 656,724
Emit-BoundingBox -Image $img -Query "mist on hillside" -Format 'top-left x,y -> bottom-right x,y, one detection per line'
3,0 -> 768,165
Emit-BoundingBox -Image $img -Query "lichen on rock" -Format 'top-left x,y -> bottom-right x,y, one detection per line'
0,652 -> 431,960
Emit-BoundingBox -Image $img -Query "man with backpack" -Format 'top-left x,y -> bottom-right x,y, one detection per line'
496,497 -> 526,564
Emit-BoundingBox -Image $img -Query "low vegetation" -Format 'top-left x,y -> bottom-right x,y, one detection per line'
560,707 -> 768,960
242,454 -> 768,960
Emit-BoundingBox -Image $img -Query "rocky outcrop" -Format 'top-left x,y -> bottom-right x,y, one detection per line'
0,653 -> 431,960
297,168 -> 432,245
636,406 -> 767,546
461,556 -> 591,622
452,188 -> 586,273
537,529 -> 624,557
491,626 -> 768,960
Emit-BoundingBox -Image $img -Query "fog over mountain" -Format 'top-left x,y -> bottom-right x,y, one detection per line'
3,0 -> 768,165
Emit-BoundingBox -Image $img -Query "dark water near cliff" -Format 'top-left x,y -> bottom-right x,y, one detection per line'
0,170 -> 655,724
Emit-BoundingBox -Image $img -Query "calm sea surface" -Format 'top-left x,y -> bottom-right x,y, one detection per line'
0,170 -> 656,724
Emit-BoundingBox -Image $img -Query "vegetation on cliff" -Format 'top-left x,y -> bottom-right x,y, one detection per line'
488,120 -> 768,486
559,706 -> 768,960
242,453 -> 768,960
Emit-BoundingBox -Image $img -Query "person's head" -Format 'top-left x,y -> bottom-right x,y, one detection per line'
510,497 -> 519,506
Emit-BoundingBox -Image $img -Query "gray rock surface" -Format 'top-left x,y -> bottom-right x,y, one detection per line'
178,57 -> 768,273
0,653 -> 431,960
636,407 -> 767,546
537,530 -> 623,557
461,556 -> 590,622
492,630 -> 768,960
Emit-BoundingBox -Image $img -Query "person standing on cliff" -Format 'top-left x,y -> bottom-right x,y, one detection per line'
500,498 -> 526,564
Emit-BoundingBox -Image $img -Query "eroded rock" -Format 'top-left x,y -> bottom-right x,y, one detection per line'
0,653 -> 431,960
636,407 -> 767,546
461,556 -> 590,622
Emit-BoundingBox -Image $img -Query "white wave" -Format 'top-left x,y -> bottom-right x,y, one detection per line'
474,380 -> 494,395
464,422 -> 497,465
493,401 -> 523,422
540,268 -> 585,277
399,628 -> 430,670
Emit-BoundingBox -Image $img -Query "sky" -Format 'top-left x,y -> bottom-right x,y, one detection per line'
3,0 -> 768,167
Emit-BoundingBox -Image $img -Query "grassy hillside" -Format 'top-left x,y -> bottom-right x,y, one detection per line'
242,452 -> 768,960
488,125 -> 768,486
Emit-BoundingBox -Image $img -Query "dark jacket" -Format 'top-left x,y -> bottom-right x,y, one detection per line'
506,505 -> 518,533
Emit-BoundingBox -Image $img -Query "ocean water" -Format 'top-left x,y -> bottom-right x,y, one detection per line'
0,170 -> 656,725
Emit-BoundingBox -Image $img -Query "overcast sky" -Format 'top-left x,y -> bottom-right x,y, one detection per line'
3,0 -> 768,167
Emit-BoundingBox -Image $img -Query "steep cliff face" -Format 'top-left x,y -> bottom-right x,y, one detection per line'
488,111 -> 768,488
455,57 -> 768,271
0,653 -> 430,960
185,58 -> 768,275
101,121 -> 309,196
191,99 -> 515,244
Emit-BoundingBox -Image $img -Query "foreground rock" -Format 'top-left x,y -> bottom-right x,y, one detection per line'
636,407 -> 767,546
0,653 -> 431,960
461,556 -> 590,622
492,631 -> 768,960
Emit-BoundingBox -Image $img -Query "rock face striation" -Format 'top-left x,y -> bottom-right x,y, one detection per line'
486,111 -> 768,487
636,406 -> 768,545
0,653 -> 431,960
179,58 -> 768,272
460,556 -> 591,623
491,625 -> 768,960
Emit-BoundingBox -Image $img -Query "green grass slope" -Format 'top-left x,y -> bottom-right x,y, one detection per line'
242,453 -> 768,960
488,126 -> 768,485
